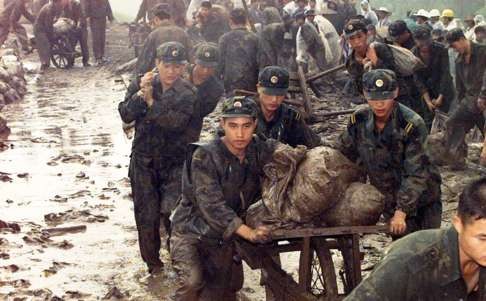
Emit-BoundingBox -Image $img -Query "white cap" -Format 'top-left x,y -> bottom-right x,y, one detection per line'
429,9 -> 441,18
415,9 -> 430,19
376,7 -> 390,14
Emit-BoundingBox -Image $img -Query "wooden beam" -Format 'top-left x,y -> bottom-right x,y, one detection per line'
271,225 -> 388,240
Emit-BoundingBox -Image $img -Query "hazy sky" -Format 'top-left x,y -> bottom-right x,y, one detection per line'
110,0 -> 143,21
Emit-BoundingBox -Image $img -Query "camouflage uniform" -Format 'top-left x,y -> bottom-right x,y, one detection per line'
337,103 -> 442,234
135,0 -> 187,27
34,2 -> 60,67
187,44 -> 224,118
200,11 -> 231,43
170,97 -> 276,301
118,43 -> 199,272
256,66 -> 321,148
84,0 -> 113,61
344,227 -> 486,301
444,41 -> 486,164
258,22 -> 298,71
0,0 -> 35,50
256,104 -> 320,148
135,20 -> 192,75
218,27 -> 259,94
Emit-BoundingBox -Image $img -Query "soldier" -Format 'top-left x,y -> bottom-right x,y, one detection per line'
134,0 -> 186,28
170,96 -> 276,301
255,66 -> 321,148
62,0 -> 90,67
188,43 -> 224,119
344,176 -> 486,301
345,19 -> 427,119
135,4 -> 192,76
197,1 -> 231,43
34,0 -> 64,71
443,29 -> 486,167
258,11 -> 298,71
218,8 -> 259,94
0,0 -> 35,52
336,69 -> 442,237
84,0 -> 114,66
388,20 -> 416,50
118,42 -> 198,275
295,10 -> 328,72
412,26 -> 455,115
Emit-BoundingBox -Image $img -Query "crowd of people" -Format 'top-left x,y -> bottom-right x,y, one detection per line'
0,0 -> 484,300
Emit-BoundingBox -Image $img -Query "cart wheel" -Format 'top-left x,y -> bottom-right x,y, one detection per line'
51,37 -> 75,69
305,238 -> 339,298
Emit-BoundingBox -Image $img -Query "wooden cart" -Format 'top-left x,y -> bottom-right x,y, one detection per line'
236,225 -> 388,301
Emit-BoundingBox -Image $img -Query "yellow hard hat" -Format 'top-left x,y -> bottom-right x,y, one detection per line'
441,9 -> 454,18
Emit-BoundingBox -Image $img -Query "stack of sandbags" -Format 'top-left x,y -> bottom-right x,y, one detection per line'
0,48 -> 27,136
246,145 -> 385,229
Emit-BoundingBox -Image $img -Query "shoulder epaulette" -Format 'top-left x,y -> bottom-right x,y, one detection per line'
405,122 -> 414,135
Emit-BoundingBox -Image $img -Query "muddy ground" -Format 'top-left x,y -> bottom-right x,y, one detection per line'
0,23 -> 483,301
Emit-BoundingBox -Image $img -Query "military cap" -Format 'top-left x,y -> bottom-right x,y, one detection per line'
152,3 -> 171,19
445,28 -> 466,45
156,41 -> 188,64
221,96 -> 258,118
304,9 -> 316,17
362,69 -> 398,100
388,20 -> 409,40
413,25 -> 432,41
195,43 -> 219,68
344,19 -> 368,38
258,66 -> 289,96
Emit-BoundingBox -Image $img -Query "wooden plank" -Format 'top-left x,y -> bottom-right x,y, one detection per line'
299,237 -> 312,292
272,225 -> 388,240
306,64 -> 346,83
351,234 -> 362,284
297,64 -> 312,117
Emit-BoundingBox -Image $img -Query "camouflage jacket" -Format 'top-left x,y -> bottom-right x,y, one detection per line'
218,28 -> 259,93
135,21 -> 192,75
33,2 -> 60,40
171,137 -> 276,242
456,42 -> 486,107
345,227 -> 486,301
187,64 -> 224,118
200,13 -> 230,44
135,0 -> 186,26
118,75 -> 199,163
257,103 -> 321,148
258,22 -> 298,71
336,103 -> 441,216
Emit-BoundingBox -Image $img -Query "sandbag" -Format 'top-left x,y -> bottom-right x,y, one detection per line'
53,18 -> 75,35
286,147 -> 364,223
371,42 -> 426,76
260,146 -> 364,224
321,182 -> 385,227
425,131 -> 449,166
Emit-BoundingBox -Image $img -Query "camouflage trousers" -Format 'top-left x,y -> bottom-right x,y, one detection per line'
128,154 -> 182,270
170,232 -> 244,301
444,100 -> 485,165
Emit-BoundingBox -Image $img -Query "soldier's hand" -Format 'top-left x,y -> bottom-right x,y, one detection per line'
250,226 -> 271,244
140,72 -> 154,107
389,210 -> 407,236
425,99 -> 435,112
477,97 -> 486,112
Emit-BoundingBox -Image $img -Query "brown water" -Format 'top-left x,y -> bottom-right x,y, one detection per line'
0,65 -> 174,300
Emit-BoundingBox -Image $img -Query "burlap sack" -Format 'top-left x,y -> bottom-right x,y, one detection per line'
257,146 -> 363,225
322,182 -> 385,227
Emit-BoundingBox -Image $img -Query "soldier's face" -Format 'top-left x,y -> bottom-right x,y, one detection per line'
347,32 -> 368,52
454,216 -> 486,267
194,64 -> 216,81
221,117 -> 257,151
367,99 -> 395,120
259,91 -> 285,113
157,61 -> 186,87
450,39 -> 469,55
